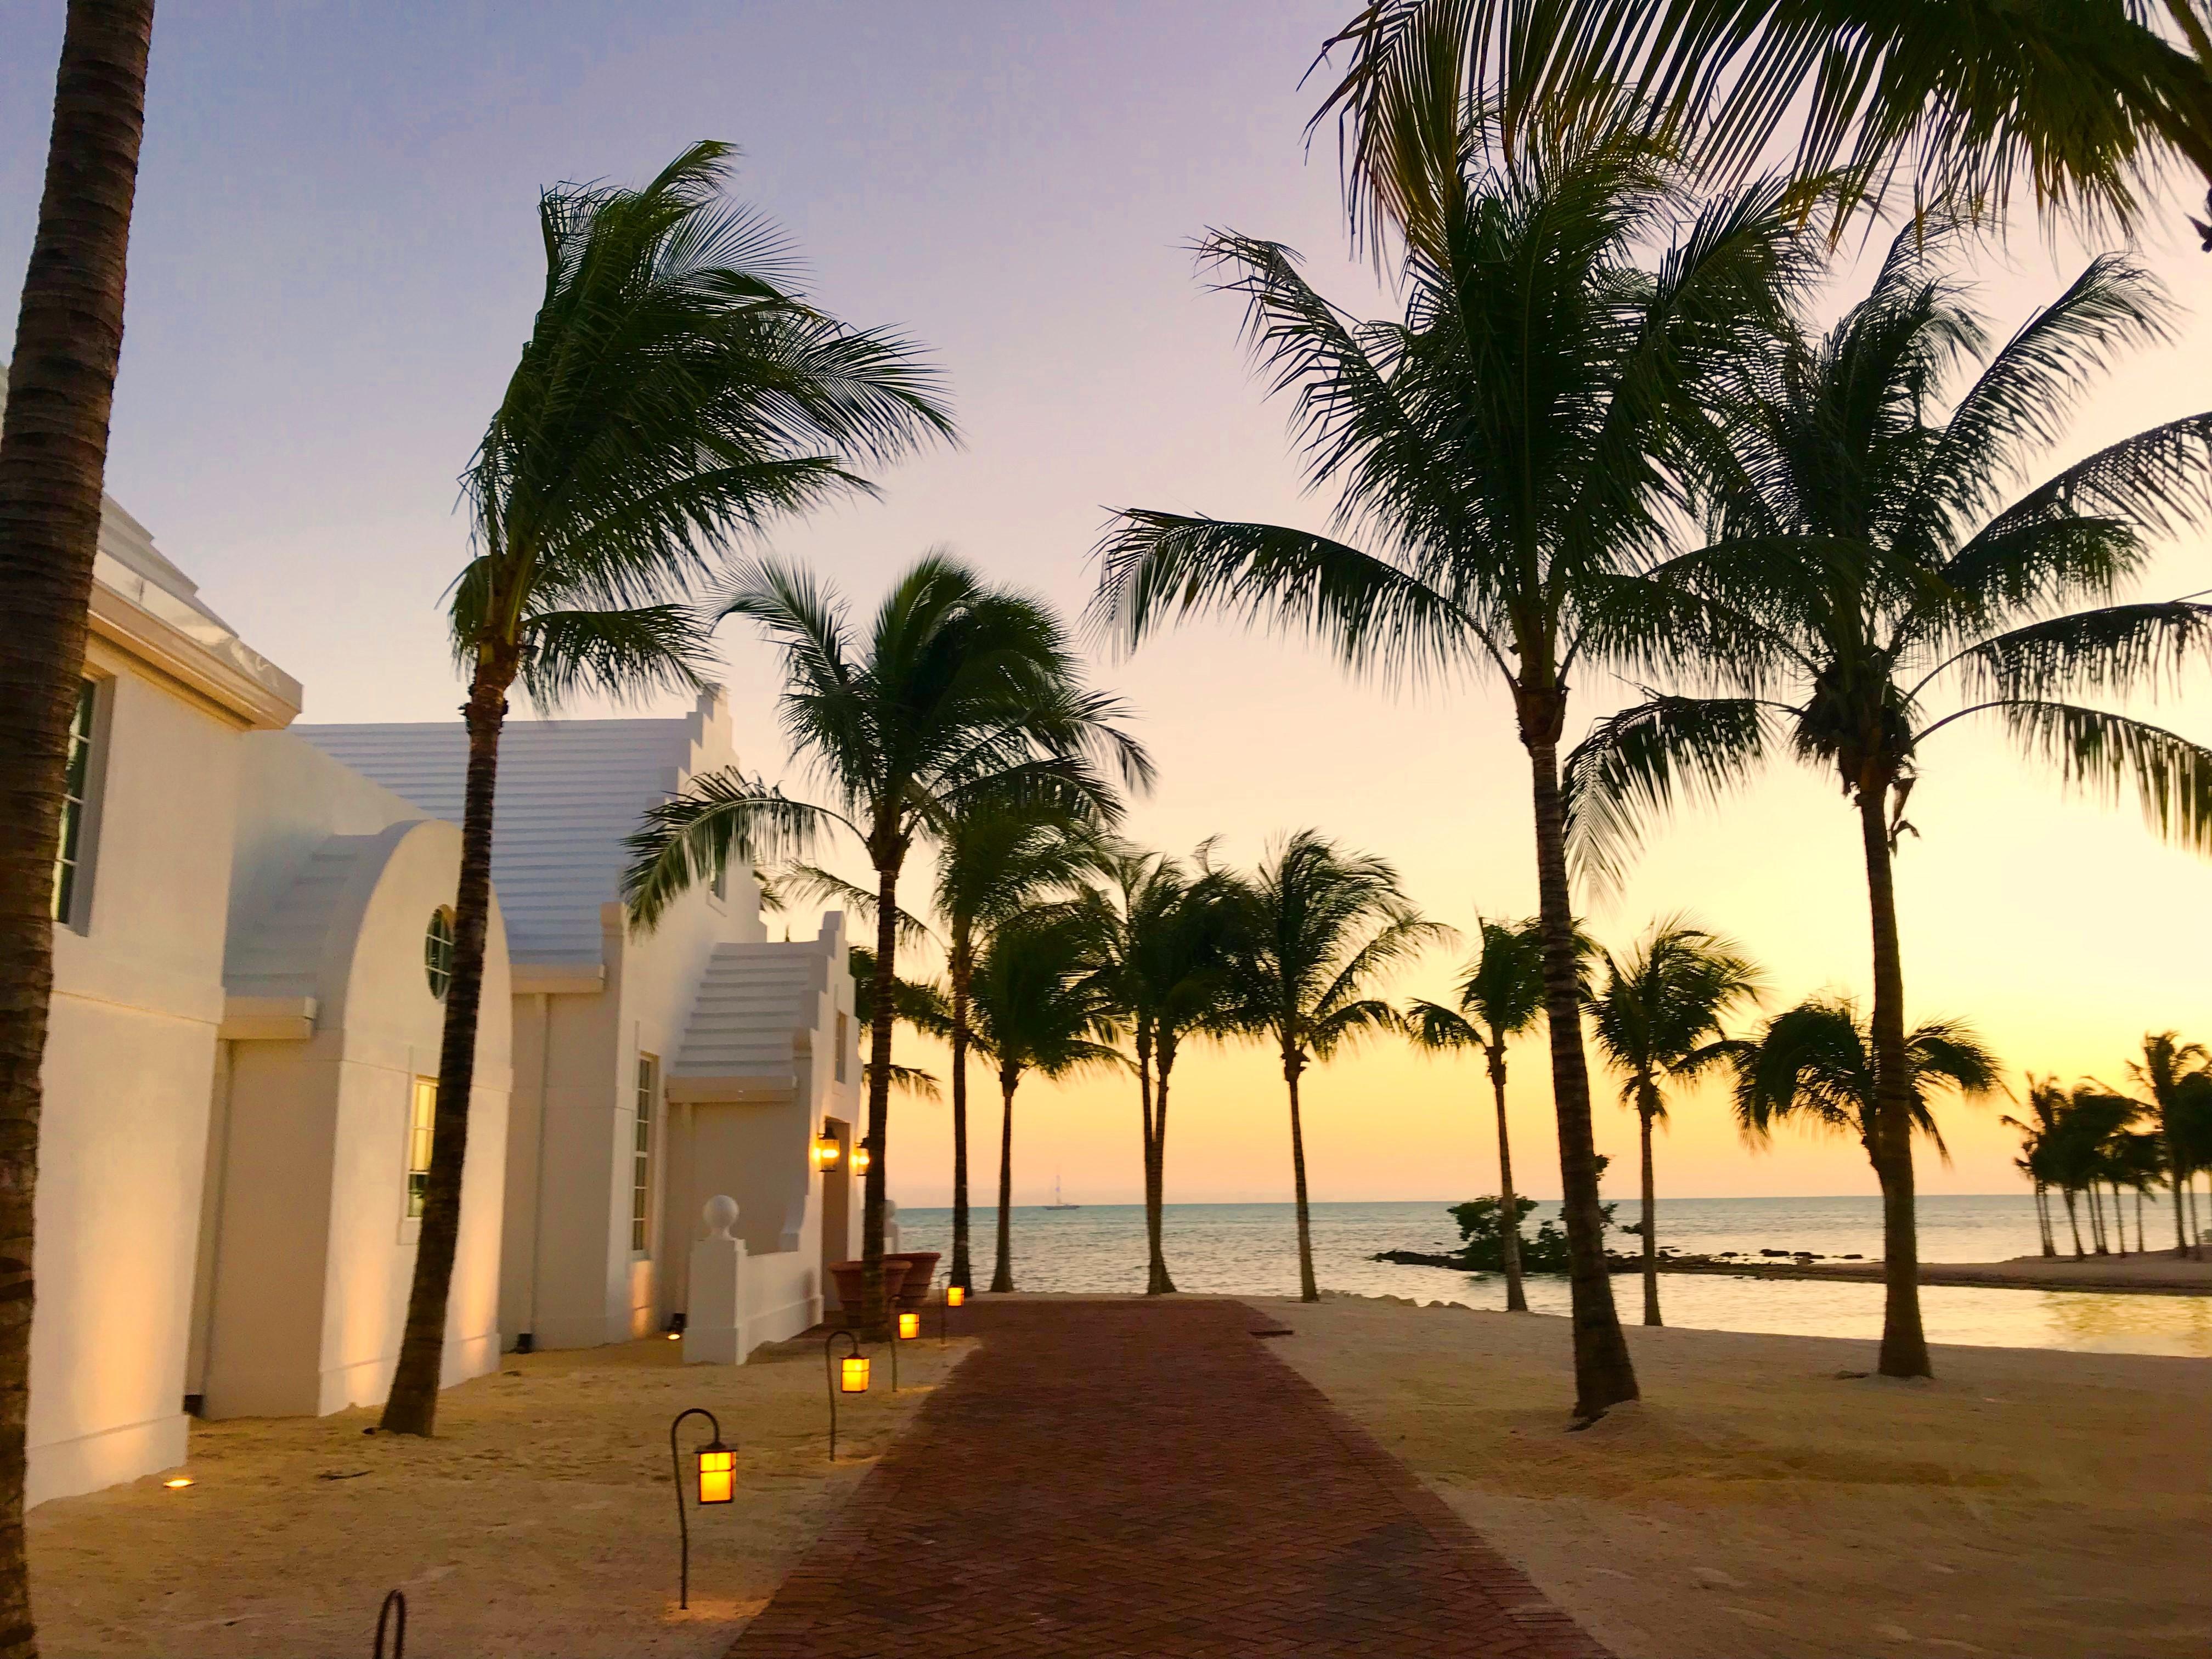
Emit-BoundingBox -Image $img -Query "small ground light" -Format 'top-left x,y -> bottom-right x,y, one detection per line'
163,1477 -> 193,1489
897,1311 -> 919,1339
945,1284 -> 965,1307
667,1407 -> 733,1610
696,1443 -> 735,1505
826,1330 -> 867,1461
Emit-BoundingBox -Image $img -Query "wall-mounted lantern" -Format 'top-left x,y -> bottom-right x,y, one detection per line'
667,1407 -> 734,1609
812,1125 -> 842,1173
850,1142 -> 872,1177
826,1329 -> 867,1461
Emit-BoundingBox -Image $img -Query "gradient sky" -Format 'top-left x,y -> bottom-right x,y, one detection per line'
7,2 -> 2209,1211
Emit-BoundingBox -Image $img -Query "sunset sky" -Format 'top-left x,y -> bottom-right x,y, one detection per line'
7,1 -> 2208,1210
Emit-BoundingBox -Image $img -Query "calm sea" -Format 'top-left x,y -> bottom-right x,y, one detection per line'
894,1195 -> 2212,1359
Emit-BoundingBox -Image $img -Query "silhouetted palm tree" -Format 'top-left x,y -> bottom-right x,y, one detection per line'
1725,998 -> 2000,1206
1091,108 -> 1808,1415
1073,844 -> 1245,1294
624,554 -> 1148,1335
1227,832 -> 1444,1302
0,3 -> 157,1641
1566,227 -> 2212,1377
1586,918 -> 1762,1325
2124,1031 -> 2212,1255
2001,1076 -> 2069,1257
1403,916 -> 1571,1312
382,143 -> 956,1432
965,913 -> 1123,1293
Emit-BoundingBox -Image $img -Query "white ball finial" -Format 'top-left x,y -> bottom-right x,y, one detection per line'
702,1195 -> 740,1239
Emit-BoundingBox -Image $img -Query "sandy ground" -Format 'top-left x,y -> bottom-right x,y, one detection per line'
1272,1294 -> 2212,1659
30,1331 -> 970,1659
1655,1252 -> 2212,1295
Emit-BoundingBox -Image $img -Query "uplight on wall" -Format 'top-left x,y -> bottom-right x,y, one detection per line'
163,1476 -> 194,1489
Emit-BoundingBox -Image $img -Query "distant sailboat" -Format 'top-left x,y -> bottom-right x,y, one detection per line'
1044,1171 -> 1079,1210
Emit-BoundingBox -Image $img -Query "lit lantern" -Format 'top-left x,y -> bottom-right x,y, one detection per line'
898,1310 -> 920,1340
812,1127 -> 841,1172
696,1441 -> 735,1505
945,1284 -> 966,1308
841,1353 -> 870,1392
851,1143 -> 872,1176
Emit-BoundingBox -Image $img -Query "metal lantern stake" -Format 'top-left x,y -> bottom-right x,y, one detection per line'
826,1329 -> 867,1460
373,1589 -> 406,1659
668,1407 -> 733,1610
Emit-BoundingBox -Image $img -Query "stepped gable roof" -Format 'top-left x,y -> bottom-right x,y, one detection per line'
299,690 -> 731,966
670,913 -> 848,1098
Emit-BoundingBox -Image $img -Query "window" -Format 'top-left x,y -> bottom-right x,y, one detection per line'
407,1078 -> 437,1218
834,1012 -> 849,1084
50,680 -> 98,923
631,1054 -> 657,1254
424,907 -> 455,999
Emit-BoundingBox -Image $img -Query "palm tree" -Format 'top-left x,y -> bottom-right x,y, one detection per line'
624,554 -> 1148,1337
2001,1075 -> 2070,1258
2169,1079 -> 2212,1258
963,913 -> 1123,1293
0,4 -> 156,1645
2111,1131 -> 2166,1256
1090,111 -> 1808,1416
1310,0 -> 2212,246
929,802 -> 1101,1293
1071,843 -> 1245,1294
1725,998 -> 2001,1212
1228,832 -> 1444,1303
379,142 -> 955,1434
1402,916 -> 1558,1312
1564,227 -> 2212,1376
846,944 -> 946,1098
2039,1083 -> 2141,1256
1585,918 -> 1762,1325
2123,1031 -> 2212,1255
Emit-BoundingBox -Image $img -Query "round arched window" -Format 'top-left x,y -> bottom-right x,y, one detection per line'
425,907 -> 456,1000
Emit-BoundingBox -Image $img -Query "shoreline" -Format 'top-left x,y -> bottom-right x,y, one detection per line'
1376,1248 -> 2212,1297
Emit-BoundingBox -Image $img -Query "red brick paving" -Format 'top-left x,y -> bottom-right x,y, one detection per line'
727,1297 -> 1611,1658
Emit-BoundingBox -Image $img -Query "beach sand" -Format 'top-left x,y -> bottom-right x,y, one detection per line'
28,1330 -> 969,1659
1274,1294 -> 2212,1659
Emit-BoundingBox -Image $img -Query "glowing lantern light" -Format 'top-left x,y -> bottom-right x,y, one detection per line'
842,1354 -> 871,1392
812,1126 -> 841,1172
163,1477 -> 194,1489
696,1441 -> 735,1505
851,1143 -> 872,1176
945,1284 -> 965,1307
898,1311 -> 920,1340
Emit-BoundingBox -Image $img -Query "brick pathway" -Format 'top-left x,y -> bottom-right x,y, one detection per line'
727,1298 -> 1610,1658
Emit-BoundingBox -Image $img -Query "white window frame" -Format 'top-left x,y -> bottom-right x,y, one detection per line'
631,1053 -> 658,1256
51,676 -> 109,930
405,1076 -> 438,1226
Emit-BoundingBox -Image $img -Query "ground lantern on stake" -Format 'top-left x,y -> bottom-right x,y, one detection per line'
668,1407 -> 734,1610
826,1329 -> 868,1461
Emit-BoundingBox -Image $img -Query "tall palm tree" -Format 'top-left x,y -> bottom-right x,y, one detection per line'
0,4 -> 157,1646
1071,843 -> 1245,1294
1090,111 -> 1807,1414
1564,228 -> 2212,1376
1310,0 -> 2212,247
846,944 -> 946,1098
624,554 -> 1148,1337
2000,1075 -> 2070,1258
1402,916 -> 1557,1311
379,142 -> 955,1434
963,912 -> 1124,1294
1229,832 -> 1444,1303
2123,1031 -> 2212,1255
2039,1082 -> 2141,1256
1585,918 -> 1762,1325
2169,1077 -> 2212,1257
929,802 -> 1101,1293
1724,997 -> 2000,1207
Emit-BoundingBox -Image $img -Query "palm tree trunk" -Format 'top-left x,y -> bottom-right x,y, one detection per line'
1637,1090 -> 1661,1328
0,4 -> 157,1645
2035,1183 -> 2055,1257
2088,1180 -> 2107,1254
2174,1153 -> 2191,1256
1857,785 -> 1929,1380
948,945 -> 972,1293
2188,1174 -> 2202,1259
1486,1043 -> 1527,1312
2134,1188 -> 2145,1255
856,860 -> 899,1340
2112,1182 -> 2128,1255
2063,1186 -> 2084,1257
1286,1058 -> 1318,1302
381,650 -> 510,1434
1522,719 -> 1637,1414
989,1069 -> 1017,1294
1148,1042 -> 1178,1295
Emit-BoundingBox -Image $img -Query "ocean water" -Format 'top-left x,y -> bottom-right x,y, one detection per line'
894,1195 -> 2212,1359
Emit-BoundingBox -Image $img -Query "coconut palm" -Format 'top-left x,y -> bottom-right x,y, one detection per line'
2123,1031 -> 2212,1255
1310,0 -> 2212,246
2111,1130 -> 2166,1255
2040,1084 -> 2141,1255
0,4 -> 156,1644
1585,918 -> 1762,1325
1228,832 -> 1445,1302
929,802 -> 1102,1293
964,913 -> 1124,1293
379,142 -> 957,1432
624,554 -> 1148,1337
2001,1075 -> 2070,1258
846,944 -> 947,1098
1091,110 -> 1809,1415
1070,843 -> 1246,1294
2169,1078 -> 2212,1257
1402,916 -> 1564,1311
1564,226 -> 2212,1376
1725,999 -> 2001,1211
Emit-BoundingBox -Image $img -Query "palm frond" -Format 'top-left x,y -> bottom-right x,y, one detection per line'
624,769 -> 853,928
1403,996 -> 1483,1052
515,604 -> 718,710
1979,700 -> 2212,855
1955,602 -> 2212,703
1564,696 -> 1776,893
775,862 -> 938,950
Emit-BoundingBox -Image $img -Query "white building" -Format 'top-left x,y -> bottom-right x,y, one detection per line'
30,496 -> 857,1508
